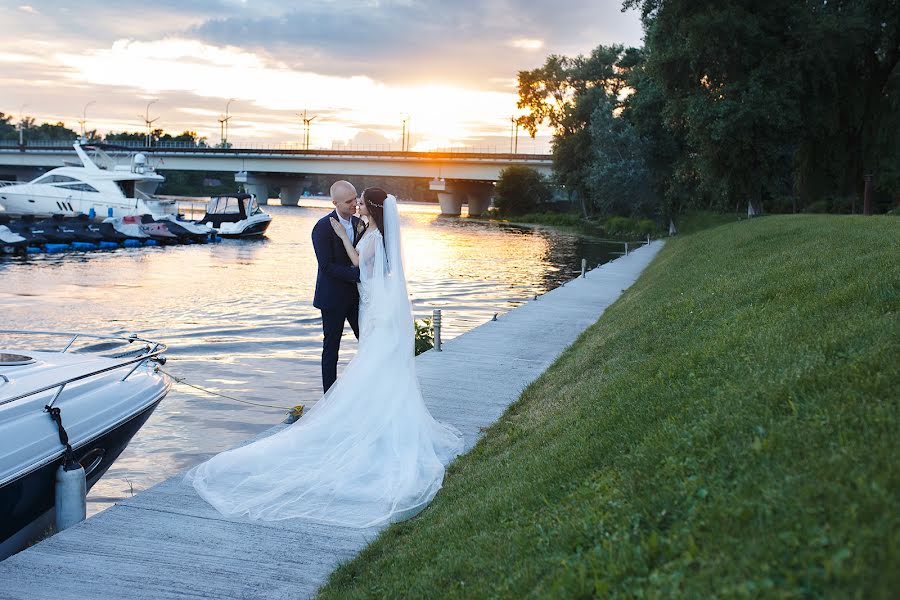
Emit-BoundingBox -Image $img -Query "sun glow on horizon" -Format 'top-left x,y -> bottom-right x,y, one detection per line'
43,38 -> 541,148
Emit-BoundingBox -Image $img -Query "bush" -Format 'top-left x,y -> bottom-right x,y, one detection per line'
602,216 -> 659,238
494,166 -> 552,216
414,319 -> 433,355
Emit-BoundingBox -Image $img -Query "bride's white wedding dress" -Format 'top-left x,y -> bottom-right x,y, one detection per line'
186,195 -> 463,528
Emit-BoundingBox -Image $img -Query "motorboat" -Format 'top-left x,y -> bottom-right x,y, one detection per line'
196,193 -> 272,238
0,143 -> 177,220
103,215 -> 150,243
0,216 -> 47,247
0,225 -> 26,253
145,214 -> 213,244
0,330 -> 170,561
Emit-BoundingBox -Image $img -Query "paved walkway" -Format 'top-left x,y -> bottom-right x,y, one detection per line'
0,241 -> 664,600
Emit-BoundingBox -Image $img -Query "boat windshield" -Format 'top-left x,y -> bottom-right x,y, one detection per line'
33,174 -> 80,185
243,196 -> 261,215
207,196 -> 244,215
116,180 -> 136,198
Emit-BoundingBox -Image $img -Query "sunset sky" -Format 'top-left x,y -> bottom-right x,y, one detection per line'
1,1 -> 643,151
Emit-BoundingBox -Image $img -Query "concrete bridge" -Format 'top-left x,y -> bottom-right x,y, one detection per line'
0,143 -> 553,216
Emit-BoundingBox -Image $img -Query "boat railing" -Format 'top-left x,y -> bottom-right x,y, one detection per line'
0,330 -> 168,407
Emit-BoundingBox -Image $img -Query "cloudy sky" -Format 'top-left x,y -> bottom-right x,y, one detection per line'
0,1 -> 643,151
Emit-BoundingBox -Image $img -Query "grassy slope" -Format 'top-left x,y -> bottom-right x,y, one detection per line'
319,215 -> 899,599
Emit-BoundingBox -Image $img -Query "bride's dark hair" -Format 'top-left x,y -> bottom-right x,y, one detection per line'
363,187 -> 388,236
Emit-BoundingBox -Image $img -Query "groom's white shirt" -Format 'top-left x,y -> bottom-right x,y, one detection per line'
337,213 -> 354,242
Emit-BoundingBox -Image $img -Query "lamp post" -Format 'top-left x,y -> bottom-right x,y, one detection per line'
219,98 -> 235,147
510,115 -> 520,154
141,99 -> 159,147
79,101 -> 96,141
401,113 -> 410,151
299,109 -> 317,150
18,103 -> 28,146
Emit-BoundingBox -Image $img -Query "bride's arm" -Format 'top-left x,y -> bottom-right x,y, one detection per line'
329,218 -> 359,266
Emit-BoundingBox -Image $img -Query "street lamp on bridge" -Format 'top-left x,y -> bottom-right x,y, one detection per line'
219,98 -> 235,147
401,113 -> 410,152
141,99 -> 159,147
510,115 -> 520,154
79,101 -> 96,142
300,109 -> 317,150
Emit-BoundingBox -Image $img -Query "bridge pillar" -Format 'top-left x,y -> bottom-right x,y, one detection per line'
464,183 -> 493,217
279,183 -> 304,207
437,191 -> 465,216
243,182 -> 269,205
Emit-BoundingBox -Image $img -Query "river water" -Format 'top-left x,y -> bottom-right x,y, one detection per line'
0,200 -> 623,515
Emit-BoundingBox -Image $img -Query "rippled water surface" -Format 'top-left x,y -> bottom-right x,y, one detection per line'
0,201 -> 623,514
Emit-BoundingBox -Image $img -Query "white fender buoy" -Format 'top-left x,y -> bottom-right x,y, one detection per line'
55,464 -> 86,532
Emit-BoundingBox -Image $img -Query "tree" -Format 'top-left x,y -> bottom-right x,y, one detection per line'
587,99 -> 656,217
623,0 -> 899,212
104,131 -> 145,144
0,112 -> 17,141
494,166 -> 552,216
517,45 -> 642,216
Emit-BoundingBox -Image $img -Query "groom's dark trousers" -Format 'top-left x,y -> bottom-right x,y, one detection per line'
312,210 -> 364,393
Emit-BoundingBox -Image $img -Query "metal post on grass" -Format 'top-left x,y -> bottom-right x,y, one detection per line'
864,174 -> 874,216
432,309 -> 442,352
581,258 -> 587,278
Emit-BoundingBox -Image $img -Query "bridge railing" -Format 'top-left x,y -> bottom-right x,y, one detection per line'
0,139 -> 551,158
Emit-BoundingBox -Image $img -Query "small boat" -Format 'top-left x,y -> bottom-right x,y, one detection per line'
103,215 -> 150,243
150,215 -> 213,244
196,193 -> 272,238
0,330 -> 170,561
137,217 -> 180,244
68,215 -> 106,245
30,217 -> 76,245
0,225 -> 27,254
0,216 -> 48,247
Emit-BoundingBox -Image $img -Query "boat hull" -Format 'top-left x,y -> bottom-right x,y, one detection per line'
218,221 -> 271,238
0,393 -> 165,561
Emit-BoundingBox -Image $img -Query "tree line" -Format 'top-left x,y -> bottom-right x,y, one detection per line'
0,113 -> 208,147
514,0 -> 898,218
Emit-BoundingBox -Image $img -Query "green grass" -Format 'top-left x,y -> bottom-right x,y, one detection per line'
493,212 -> 659,239
675,210 -> 744,234
319,215 -> 899,599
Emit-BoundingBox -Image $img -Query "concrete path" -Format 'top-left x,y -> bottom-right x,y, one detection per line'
0,241 -> 664,600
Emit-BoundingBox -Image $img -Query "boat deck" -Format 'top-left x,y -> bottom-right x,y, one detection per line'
0,241 -> 664,600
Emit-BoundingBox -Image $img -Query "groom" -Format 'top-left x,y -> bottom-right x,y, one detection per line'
312,180 -> 366,392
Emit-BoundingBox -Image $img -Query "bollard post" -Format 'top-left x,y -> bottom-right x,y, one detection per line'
864,174 -> 874,216
624,242 -> 629,256
581,258 -> 586,278
432,309 -> 442,352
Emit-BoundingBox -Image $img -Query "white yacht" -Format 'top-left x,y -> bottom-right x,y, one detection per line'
0,143 -> 176,220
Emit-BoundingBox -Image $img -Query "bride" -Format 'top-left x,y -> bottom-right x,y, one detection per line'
186,188 -> 463,528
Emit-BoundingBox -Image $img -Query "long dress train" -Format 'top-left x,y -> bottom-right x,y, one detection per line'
186,196 -> 462,527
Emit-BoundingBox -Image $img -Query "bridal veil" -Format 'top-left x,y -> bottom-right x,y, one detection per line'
186,195 -> 463,527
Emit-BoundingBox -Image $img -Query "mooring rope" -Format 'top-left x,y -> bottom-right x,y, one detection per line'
157,367 -> 299,413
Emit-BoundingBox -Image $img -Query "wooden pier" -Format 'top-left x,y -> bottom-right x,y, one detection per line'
0,241 -> 664,599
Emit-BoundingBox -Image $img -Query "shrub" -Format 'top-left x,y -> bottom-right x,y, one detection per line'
414,319 -> 433,355
494,166 -> 552,216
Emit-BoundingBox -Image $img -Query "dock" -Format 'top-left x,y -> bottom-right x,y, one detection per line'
0,241 -> 664,599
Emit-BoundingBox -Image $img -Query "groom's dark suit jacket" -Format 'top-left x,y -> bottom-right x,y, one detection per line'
312,210 -> 364,310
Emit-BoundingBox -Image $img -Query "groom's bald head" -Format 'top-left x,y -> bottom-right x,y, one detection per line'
330,180 -> 358,220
